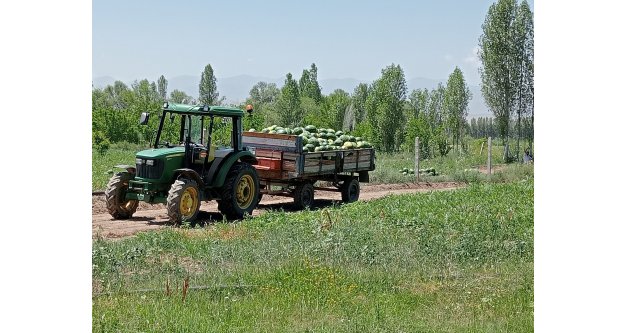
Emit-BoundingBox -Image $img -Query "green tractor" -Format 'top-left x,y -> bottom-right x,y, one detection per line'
105,102 -> 260,224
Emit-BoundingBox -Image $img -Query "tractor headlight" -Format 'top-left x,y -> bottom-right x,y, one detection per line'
146,159 -> 155,166
136,158 -> 143,165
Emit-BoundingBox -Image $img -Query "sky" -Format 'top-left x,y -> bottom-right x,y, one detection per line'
93,0 -> 533,85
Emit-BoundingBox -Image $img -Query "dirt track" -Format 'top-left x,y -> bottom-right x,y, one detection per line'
92,182 -> 463,239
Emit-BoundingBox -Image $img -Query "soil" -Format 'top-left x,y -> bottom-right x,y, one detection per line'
92,181 -> 463,239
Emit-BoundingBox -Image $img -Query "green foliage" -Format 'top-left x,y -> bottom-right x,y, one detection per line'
276,73 -> 303,127
479,0 -> 534,161
157,75 -> 167,100
299,63 -> 322,103
367,64 -> 407,152
92,130 -> 111,156
443,67 -> 472,151
199,64 -> 220,105
169,89 -> 193,104
92,79 -> 162,146
323,89 -> 351,130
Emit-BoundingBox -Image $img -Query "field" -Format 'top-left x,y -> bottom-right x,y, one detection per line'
92,139 -> 531,191
93,180 -> 533,332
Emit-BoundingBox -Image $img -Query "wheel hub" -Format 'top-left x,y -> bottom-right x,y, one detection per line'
236,175 -> 255,209
180,187 -> 199,218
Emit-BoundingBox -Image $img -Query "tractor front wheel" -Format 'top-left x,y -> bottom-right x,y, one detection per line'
105,173 -> 139,219
218,163 -> 259,220
167,178 -> 201,224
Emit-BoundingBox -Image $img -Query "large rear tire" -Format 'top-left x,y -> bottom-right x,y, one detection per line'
218,163 -> 259,220
105,173 -> 139,219
293,182 -> 314,210
167,178 -> 200,225
340,178 -> 360,203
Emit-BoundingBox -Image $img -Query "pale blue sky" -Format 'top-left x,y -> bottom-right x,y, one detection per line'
93,0 -> 533,85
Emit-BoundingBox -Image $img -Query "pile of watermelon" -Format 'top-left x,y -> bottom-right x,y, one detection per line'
249,125 -> 372,152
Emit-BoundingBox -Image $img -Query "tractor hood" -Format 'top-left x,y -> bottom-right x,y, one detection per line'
136,146 -> 185,159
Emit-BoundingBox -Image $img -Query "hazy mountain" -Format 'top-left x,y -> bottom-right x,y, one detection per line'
92,74 -> 491,118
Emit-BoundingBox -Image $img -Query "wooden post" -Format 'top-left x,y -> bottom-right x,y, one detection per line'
202,128 -> 207,145
487,137 -> 492,176
415,137 -> 419,182
480,141 -> 485,155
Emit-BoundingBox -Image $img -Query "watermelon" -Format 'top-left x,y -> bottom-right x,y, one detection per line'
305,125 -> 317,133
293,127 -> 303,135
249,128 -> 256,132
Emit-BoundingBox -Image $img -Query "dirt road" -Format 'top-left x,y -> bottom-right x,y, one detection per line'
93,182 -> 463,239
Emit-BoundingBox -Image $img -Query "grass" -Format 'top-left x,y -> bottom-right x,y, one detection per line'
93,180 -> 534,332
92,139 -> 531,190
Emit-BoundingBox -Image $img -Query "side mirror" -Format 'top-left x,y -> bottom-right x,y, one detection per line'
139,112 -> 150,125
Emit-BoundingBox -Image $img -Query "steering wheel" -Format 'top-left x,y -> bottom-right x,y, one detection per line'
157,141 -> 173,148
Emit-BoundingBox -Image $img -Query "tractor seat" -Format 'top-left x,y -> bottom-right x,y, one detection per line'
192,144 -> 217,163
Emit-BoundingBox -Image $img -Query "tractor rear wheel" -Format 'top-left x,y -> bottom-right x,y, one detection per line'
105,173 -> 139,219
293,182 -> 314,210
340,178 -> 360,203
167,178 -> 201,224
218,163 -> 259,219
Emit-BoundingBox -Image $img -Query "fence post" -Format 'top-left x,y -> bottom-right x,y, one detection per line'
415,137 -> 419,182
202,128 -> 207,145
487,137 -> 492,176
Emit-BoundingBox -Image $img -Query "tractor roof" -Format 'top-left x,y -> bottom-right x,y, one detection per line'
163,102 -> 244,117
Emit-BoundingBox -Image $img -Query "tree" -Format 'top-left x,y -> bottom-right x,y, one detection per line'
443,67 -> 472,151
199,64 -> 220,105
479,0 -> 533,162
352,83 -> 369,125
169,89 -> 193,104
249,81 -> 280,105
276,73 -> 302,126
157,75 -> 168,101
513,0 -> 534,158
247,81 -> 280,128
324,89 -> 351,130
367,64 -> 407,152
299,63 -> 322,103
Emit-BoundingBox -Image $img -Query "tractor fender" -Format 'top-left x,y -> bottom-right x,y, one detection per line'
210,151 -> 257,188
173,168 -> 205,188
114,164 -> 136,174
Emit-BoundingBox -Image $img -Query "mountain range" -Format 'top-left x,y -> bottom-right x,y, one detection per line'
92,75 -> 492,118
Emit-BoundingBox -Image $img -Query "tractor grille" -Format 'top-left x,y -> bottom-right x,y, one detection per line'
136,159 -> 164,179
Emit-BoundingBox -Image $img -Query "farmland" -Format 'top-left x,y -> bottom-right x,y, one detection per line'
93,180 -> 533,332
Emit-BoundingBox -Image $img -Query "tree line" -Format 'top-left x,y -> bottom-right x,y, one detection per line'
92,0 -> 533,161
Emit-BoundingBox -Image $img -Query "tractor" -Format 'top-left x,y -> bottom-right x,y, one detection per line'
105,102 -> 260,224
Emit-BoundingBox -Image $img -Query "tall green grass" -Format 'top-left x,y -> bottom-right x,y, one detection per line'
93,181 -> 534,332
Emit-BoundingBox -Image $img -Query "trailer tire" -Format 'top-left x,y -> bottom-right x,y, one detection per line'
167,178 -> 200,225
105,173 -> 139,219
293,182 -> 314,210
218,163 -> 259,219
340,178 -> 360,203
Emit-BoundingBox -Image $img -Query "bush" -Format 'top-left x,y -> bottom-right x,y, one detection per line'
93,131 -> 111,156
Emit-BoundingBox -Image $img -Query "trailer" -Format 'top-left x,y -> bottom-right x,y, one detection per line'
242,131 -> 375,209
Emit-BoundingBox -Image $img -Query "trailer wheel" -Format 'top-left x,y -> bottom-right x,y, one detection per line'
219,163 -> 259,219
293,183 -> 314,210
167,178 -> 201,225
340,178 -> 360,203
105,173 -> 139,219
